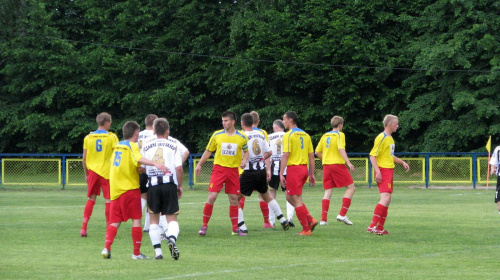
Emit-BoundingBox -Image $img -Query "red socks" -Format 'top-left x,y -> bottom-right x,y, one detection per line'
295,205 -> 310,231
229,205 -> 238,231
339,197 -> 352,216
104,225 -> 117,251
321,199 -> 330,221
132,227 -> 142,256
82,200 -> 96,230
239,196 -> 246,209
260,201 -> 270,223
202,203 -> 214,227
369,204 -> 388,228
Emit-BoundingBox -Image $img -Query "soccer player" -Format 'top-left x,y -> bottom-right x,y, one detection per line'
237,113 -> 290,233
268,119 -> 296,227
142,118 -> 183,260
195,111 -> 249,236
137,114 -> 158,233
246,110 -> 273,228
367,114 -> 409,235
101,121 -> 169,260
81,112 -> 119,237
315,116 -> 356,226
279,111 -> 318,236
489,144 -> 500,214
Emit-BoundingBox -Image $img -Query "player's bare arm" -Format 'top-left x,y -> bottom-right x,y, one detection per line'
176,165 -> 183,199
339,149 -> 355,173
279,152 -> 289,187
308,152 -> 316,186
195,150 -> 213,176
394,156 -> 410,172
370,155 -> 382,183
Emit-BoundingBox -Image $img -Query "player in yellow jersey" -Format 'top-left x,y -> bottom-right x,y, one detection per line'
367,114 -> 409,235
315,116 -> 356,226
101,121 -> 168,260
81,112 -> 119,237
195,111 -> 249,236
279,111 -> 318,236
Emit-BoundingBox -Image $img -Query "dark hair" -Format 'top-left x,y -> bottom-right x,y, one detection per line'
222,110 -> 237,121
122,121 -> 140,139
241,113 -> 253,127
284,111 -> 298,126
145,114 -> 158,127
153,118 -> 169,135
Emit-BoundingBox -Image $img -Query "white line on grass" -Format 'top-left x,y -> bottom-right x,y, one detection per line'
152,245 -> 500,280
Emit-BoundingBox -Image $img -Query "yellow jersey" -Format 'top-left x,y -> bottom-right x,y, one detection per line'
283,128 -> 313,166
206,129 -> 248,168
369,132 -> 395,169
109,140 -> 142,200
315,130 -> 346,165
83,130 -> 119,179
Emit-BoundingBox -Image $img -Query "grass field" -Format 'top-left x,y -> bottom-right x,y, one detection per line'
0,185 -> 499,280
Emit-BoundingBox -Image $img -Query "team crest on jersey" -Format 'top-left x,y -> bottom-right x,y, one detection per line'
388,183 -> 392,189
221,142 -> 237,156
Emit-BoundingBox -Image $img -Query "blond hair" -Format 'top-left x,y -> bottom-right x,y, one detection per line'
383,114 -> 398,127
96,112 -> 111,126
330,116 -> 344,128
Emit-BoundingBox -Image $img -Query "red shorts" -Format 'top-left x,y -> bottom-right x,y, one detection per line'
323,164 -> 354,189
86,169 -> 110,199
109,189 -> 142,223
375,168 -> 394,193
285,165 -> 308,196
208,165 -> 240,195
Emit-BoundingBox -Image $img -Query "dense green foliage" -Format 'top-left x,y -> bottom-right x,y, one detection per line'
1,0 -> 499,153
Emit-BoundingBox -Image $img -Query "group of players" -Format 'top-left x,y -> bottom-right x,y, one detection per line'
79,110 -> 410,260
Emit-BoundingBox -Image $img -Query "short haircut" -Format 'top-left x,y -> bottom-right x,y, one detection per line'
122,121 -> 140,139
153,118 -> 170,135
331,116 -> 344,128
96,112 -> 111,126
383,114 -> 398,127
284,111 -> 298,126
222,110 -> 237,121
145,114 -> 158,127
250,111 -> 259,125
273,119 -> 285,130
241,113 -> 253,127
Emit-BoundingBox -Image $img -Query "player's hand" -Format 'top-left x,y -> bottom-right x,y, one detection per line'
280,174 -> 286,188
402,161 -> 410,172
375,172 -> 382,183
156,164 -> 169,174
240,159 -> 247,169
266,170 -> 271,181
348,163 -> 355,173
195,164 -> 202,176
177,186 -> 183,199
309,174 -> 316,186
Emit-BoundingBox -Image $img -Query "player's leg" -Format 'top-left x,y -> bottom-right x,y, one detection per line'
261,191 -> 289,230
148,212 -> 163,259
258,192 -> 272,228
336,183 -> 356,225
321,188 -> 333,225
268,187 -> 277,225
237,194 -> 249,233
165,214 -> 180,260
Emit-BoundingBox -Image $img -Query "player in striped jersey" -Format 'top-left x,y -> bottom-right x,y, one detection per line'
315,116 -> 356,226
142,118 -> 183,260
268,119 -> 296,227
280,111 -> 318,236
81,112 -> 119,237
137,114 -> 157,232
236,113 -> 290,233
367,114 -> 409,235
195,111 -> 249,236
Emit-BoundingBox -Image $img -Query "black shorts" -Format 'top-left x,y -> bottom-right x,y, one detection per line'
240,170 -> 268,197
147,183 -> 179,215
268,174 -> 281,190
139,173 -> 149,194
496,177 -> 500,203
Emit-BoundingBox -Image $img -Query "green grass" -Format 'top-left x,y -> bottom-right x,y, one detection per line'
0,185 -> 498,279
